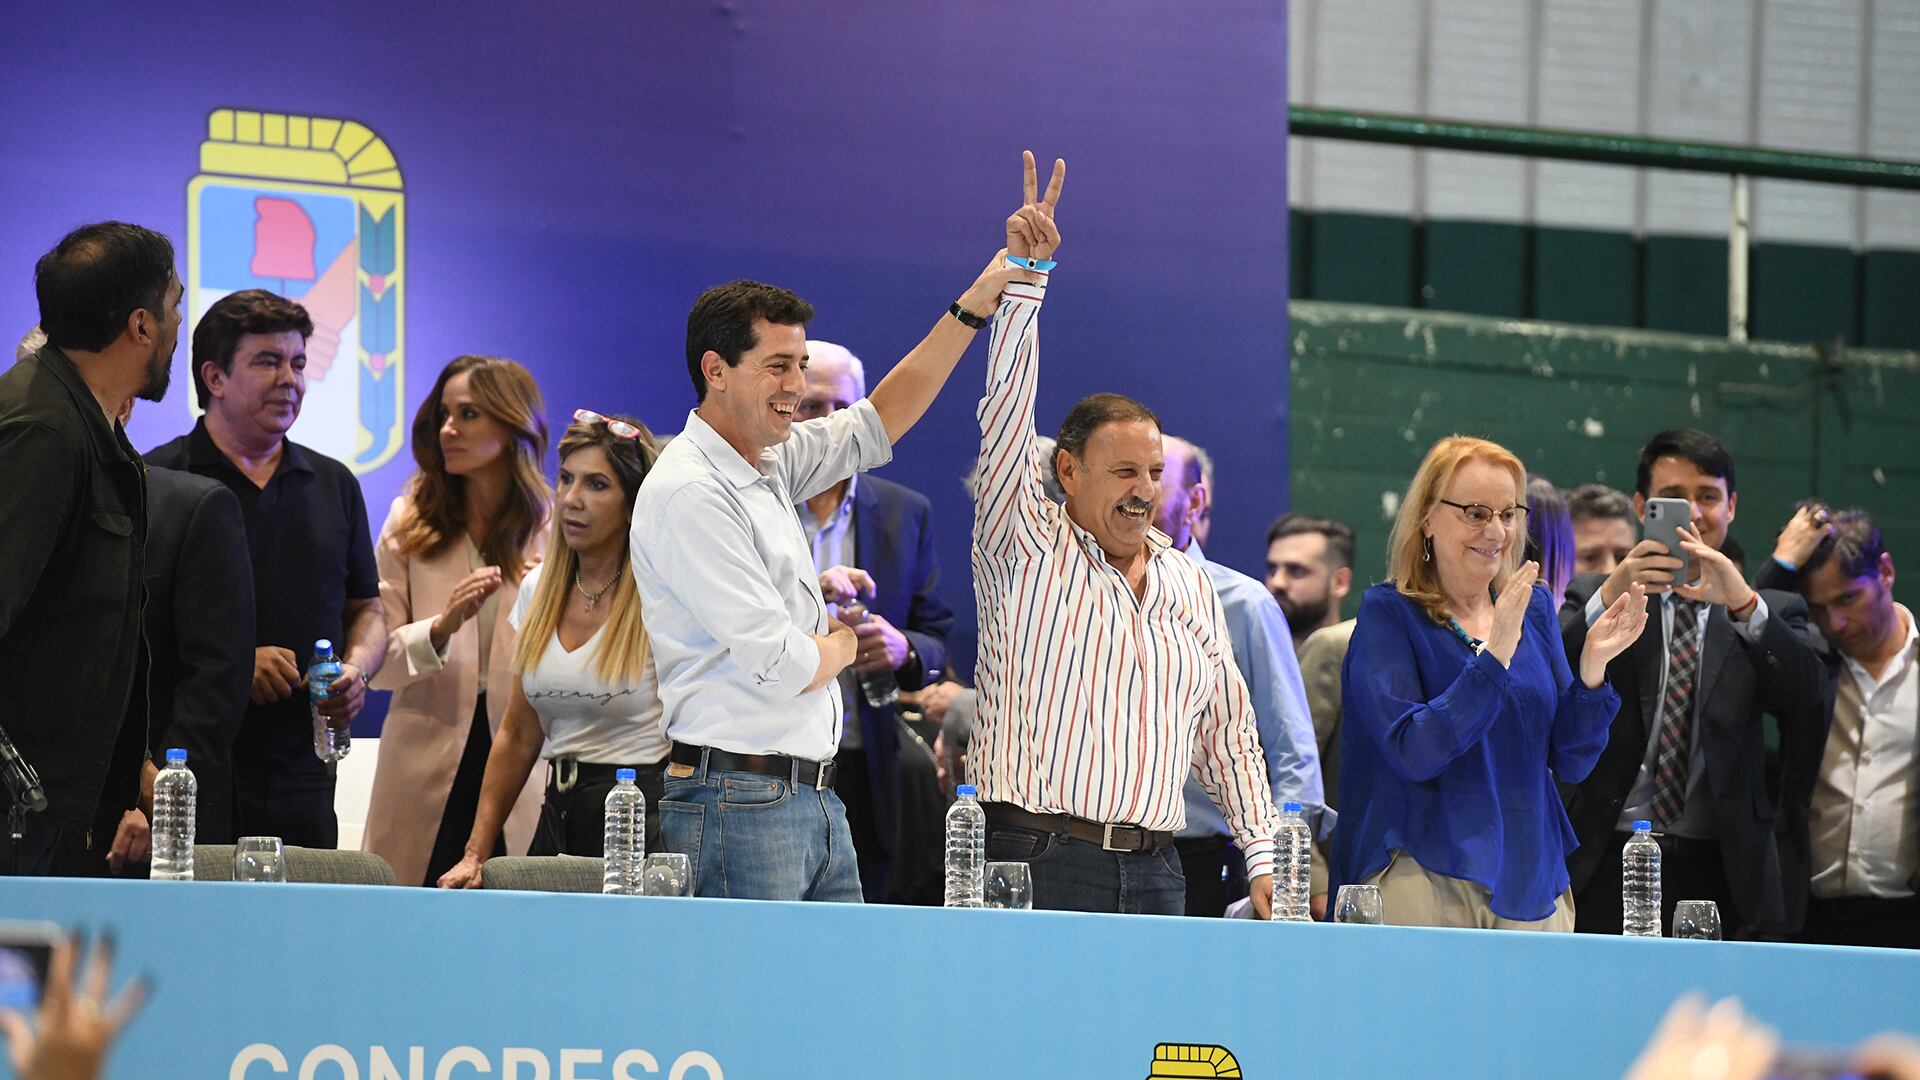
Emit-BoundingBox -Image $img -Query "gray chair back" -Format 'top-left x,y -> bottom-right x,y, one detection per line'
480,854 -> 605,893
192,844 -> 397,885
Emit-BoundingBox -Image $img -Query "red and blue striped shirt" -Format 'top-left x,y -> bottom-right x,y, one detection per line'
969,273 -> 1281,879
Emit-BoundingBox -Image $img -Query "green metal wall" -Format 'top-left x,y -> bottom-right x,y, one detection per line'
1290,210 -> 1920,350
1289,301 -> 1920,617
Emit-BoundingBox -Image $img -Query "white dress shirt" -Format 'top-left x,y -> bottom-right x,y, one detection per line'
631,401 -> 892,761
1809,604 -> 1919,899
969,270 -> 1282,879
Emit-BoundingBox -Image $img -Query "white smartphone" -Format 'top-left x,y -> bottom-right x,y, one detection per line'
1641,497 -> 1698,586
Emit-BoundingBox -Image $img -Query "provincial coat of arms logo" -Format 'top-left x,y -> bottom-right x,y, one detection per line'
187,108 -> 405,475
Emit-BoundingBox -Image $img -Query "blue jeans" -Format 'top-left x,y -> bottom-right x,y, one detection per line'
986,826 -> 1186,915
657,768 -> 864,902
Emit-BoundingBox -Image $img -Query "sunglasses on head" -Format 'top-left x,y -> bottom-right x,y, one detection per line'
573,408 -> 642,440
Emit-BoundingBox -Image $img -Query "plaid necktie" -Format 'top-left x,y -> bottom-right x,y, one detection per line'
1650,597 -> 1703,826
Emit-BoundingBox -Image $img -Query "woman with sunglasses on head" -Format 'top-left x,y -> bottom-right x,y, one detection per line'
1330,436 -> 1651,929
365,355 -> 553,886
439,410 -> 667,887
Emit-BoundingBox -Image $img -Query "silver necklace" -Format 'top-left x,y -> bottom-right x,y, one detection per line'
573,564 -> 620,610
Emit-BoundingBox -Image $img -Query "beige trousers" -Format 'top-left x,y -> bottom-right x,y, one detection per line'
1360,850 -> 1576,932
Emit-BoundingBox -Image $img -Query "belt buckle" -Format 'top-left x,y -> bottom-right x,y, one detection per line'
555,757 -> 579,793
1102,822 -> 1138,853
795,758 -> 830,789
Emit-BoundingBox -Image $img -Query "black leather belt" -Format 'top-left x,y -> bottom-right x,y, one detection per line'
549,758 -> 663,794
982,801 -> 1174,853
669,742 -> 836,790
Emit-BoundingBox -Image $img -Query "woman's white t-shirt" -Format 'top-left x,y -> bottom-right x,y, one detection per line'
509,562 -> 669,765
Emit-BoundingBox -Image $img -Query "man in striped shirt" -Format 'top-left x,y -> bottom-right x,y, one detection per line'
970,154 -> 1283,917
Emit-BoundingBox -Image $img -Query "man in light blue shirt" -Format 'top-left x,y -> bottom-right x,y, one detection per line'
1157,436 -> 1331,916
632,230 -> 1036,901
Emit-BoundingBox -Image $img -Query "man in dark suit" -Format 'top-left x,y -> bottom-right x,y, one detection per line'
1755,505 -> 1916,947
797,340 -> 954,903
139,463 -> 256,845
1561,428 -> 1826,936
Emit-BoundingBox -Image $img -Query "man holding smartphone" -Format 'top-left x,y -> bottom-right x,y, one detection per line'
1560,428 -> 1828,936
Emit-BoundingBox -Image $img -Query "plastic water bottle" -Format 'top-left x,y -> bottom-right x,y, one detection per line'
1623,819 -> 1663,937
308,639 -> 350,762
149,749 -> 197,881
1272,800 -> 1313,922
837,599 -> 900,708
602,768 -> 645,896
943,784 -> 985,907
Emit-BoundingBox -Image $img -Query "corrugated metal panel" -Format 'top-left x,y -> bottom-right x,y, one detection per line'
1644,0 -> 1755,238
1309,0 -> 1424,215
1865,0 -> 1920,248
1752,0 -> 1866,246
1426,0 -> 1533,221
1534,0 -> 1644,232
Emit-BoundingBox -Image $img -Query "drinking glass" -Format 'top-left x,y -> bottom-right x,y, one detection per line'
233,837 -> 287,883
1333,884 -> 1384,924
642,853 -> 692,897
1673,900 -> 1722,940
983,861 -> 1033,910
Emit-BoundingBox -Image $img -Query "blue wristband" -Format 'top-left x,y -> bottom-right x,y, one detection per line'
1005,255 -> 1057,272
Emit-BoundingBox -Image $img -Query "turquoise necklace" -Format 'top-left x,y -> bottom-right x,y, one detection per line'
1447,618 -> 1487,655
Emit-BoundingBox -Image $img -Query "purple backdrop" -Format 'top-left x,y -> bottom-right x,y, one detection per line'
2,1 -> 1290,713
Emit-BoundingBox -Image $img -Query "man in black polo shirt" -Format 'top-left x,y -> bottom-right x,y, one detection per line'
147,289 -> 385,848
1,222 -> 179,876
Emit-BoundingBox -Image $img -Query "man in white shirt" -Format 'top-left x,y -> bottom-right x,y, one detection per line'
630,174 -> 1037,901
1758,506 -> 1918,948
970,154 -> 1283,917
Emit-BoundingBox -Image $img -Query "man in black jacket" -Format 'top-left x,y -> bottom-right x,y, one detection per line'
0,222 -> 181,876
1561,429 -> 1827,936
140,463 -> 256,845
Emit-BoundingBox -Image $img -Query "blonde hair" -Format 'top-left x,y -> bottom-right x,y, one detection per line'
1388,435 -> 1528,625
513,416 -> 659,687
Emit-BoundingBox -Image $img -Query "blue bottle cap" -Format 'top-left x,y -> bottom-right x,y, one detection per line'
1633,819 -> 1652,831
616,768 -> 636,782
166,748 -> 187,764
1283,801 -> 1302,813
315,638 -> 333,653
956,784 -> 976,797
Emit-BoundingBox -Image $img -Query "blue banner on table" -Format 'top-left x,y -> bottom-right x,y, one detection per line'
4,880 -> 1917,1080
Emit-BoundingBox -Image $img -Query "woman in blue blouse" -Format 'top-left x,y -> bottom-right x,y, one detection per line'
1334,436 -> 1649,929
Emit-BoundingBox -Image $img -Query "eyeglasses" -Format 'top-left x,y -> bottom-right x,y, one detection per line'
573,408 -> 642,440
1437,498 -> 1528,529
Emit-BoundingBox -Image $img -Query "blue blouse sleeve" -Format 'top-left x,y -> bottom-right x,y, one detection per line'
1537,586 -> 1619,782
1344,587 -> 1513,783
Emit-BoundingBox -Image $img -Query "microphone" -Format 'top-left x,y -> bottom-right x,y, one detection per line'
0,722 -> 47,814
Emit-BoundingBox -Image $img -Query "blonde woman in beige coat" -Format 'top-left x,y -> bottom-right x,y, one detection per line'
364,355 -> 552,886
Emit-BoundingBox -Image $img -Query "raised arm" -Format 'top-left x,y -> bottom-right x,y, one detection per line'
867,153 -> 1064,445
974,152 -> 1066,564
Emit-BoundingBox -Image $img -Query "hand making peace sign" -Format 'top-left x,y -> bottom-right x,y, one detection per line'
1007,149 -> 1066,262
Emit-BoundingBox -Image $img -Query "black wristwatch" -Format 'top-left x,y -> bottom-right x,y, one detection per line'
948,301 -> 988,330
